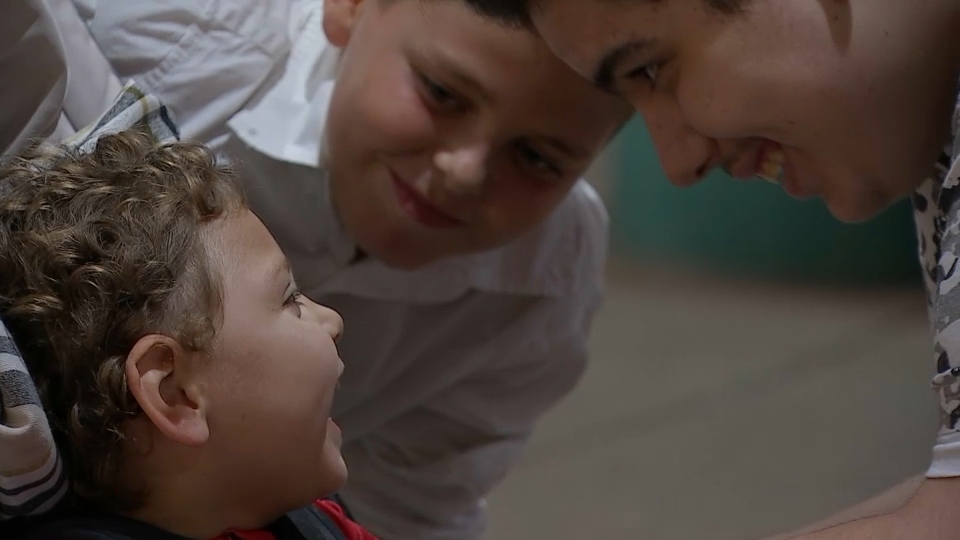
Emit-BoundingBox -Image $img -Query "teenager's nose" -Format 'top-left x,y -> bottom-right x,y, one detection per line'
635,94 -> 717,187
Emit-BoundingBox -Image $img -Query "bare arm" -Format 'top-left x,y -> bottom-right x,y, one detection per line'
764,477 -> 960,540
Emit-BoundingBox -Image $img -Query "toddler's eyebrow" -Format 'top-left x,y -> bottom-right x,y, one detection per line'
270,257 -> 295,292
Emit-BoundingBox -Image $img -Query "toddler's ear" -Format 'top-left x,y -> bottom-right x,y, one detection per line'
323,0 -> 366,47
125,335 -> 209,447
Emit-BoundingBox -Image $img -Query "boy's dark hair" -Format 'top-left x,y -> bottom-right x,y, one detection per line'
463,0 -> 535,27
0,130 -> 244,513
464,0 -> 750,28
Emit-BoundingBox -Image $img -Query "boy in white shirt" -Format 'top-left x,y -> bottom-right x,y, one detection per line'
75,1 -> 632,538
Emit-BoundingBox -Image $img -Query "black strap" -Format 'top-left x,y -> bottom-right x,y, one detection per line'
17,505 -> 351,540
268,505 -> 348,540
326,494 -> 355,522
13,512 -> 188,540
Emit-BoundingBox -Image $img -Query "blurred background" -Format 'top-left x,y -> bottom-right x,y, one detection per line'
485,119 -> 938,539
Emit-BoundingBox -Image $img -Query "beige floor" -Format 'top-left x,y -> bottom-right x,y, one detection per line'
485,259 -> 938,540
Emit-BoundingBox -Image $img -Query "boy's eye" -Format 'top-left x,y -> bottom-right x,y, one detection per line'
284,291 -> 304,318
625,62 -> 660,85
515,143 -> 562,178
416,72 -> 464,112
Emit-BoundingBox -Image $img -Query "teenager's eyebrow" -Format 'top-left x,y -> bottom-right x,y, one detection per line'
593,38 -> 657,93
538,135 -> 587,161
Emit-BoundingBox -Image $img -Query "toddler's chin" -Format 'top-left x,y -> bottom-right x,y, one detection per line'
318,448 -> 349,495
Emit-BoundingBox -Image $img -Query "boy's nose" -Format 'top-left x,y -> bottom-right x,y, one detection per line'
638,96 -> 717,187
433,143 -> 490,195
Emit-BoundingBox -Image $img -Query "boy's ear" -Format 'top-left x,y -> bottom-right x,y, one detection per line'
323,0 -> 366,47
125,335 -> 209,447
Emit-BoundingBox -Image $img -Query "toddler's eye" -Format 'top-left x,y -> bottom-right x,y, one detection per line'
284,291 -> 304,318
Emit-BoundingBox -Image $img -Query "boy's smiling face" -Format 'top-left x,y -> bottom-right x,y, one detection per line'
321,0 -> 631,269
522,0 -> 960,222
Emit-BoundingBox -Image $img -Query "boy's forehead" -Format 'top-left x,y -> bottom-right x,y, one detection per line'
338,0 -> 633,157
407,4 -> 627,106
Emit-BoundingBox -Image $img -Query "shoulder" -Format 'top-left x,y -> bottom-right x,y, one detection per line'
81,0 -> 294,53
916,96 -> 960,375
547,179 -> 610,252
466,180 -> 610,300
912,88 -> 960,302
81,0 -> 301,147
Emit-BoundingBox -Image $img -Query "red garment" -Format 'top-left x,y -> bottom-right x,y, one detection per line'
313,500 -> 377,540
213,500 -> 377,540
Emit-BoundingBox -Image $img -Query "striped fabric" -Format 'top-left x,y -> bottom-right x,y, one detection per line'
0,81 -> 180,520
0,326 -> 67,520
66,82 -> 180,152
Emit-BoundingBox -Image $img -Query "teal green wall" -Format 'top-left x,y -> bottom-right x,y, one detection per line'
610,118 -> 920,285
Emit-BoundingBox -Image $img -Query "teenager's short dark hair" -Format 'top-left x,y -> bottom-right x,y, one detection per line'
464,0 -> 535,27
464,0 -> 750,28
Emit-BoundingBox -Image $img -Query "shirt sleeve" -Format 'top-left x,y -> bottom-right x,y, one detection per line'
921,166 -> 960,477
75,0 -> 294,151
337,293 -> 600,540
0,0 -> 67,158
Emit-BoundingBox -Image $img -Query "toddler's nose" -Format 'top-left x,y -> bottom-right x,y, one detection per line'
303,298 -> 343,342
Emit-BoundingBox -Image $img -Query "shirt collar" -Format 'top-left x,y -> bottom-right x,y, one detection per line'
226,0 -> 338,168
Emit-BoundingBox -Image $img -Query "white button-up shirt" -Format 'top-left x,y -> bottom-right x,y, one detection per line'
1,0 -> 121,158
77,2 -> 609,538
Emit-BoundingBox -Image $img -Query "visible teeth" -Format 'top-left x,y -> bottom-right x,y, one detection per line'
758,148 -> 785,184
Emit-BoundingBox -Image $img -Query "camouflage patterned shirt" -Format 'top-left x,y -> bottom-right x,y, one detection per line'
913,99 -> 960,477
